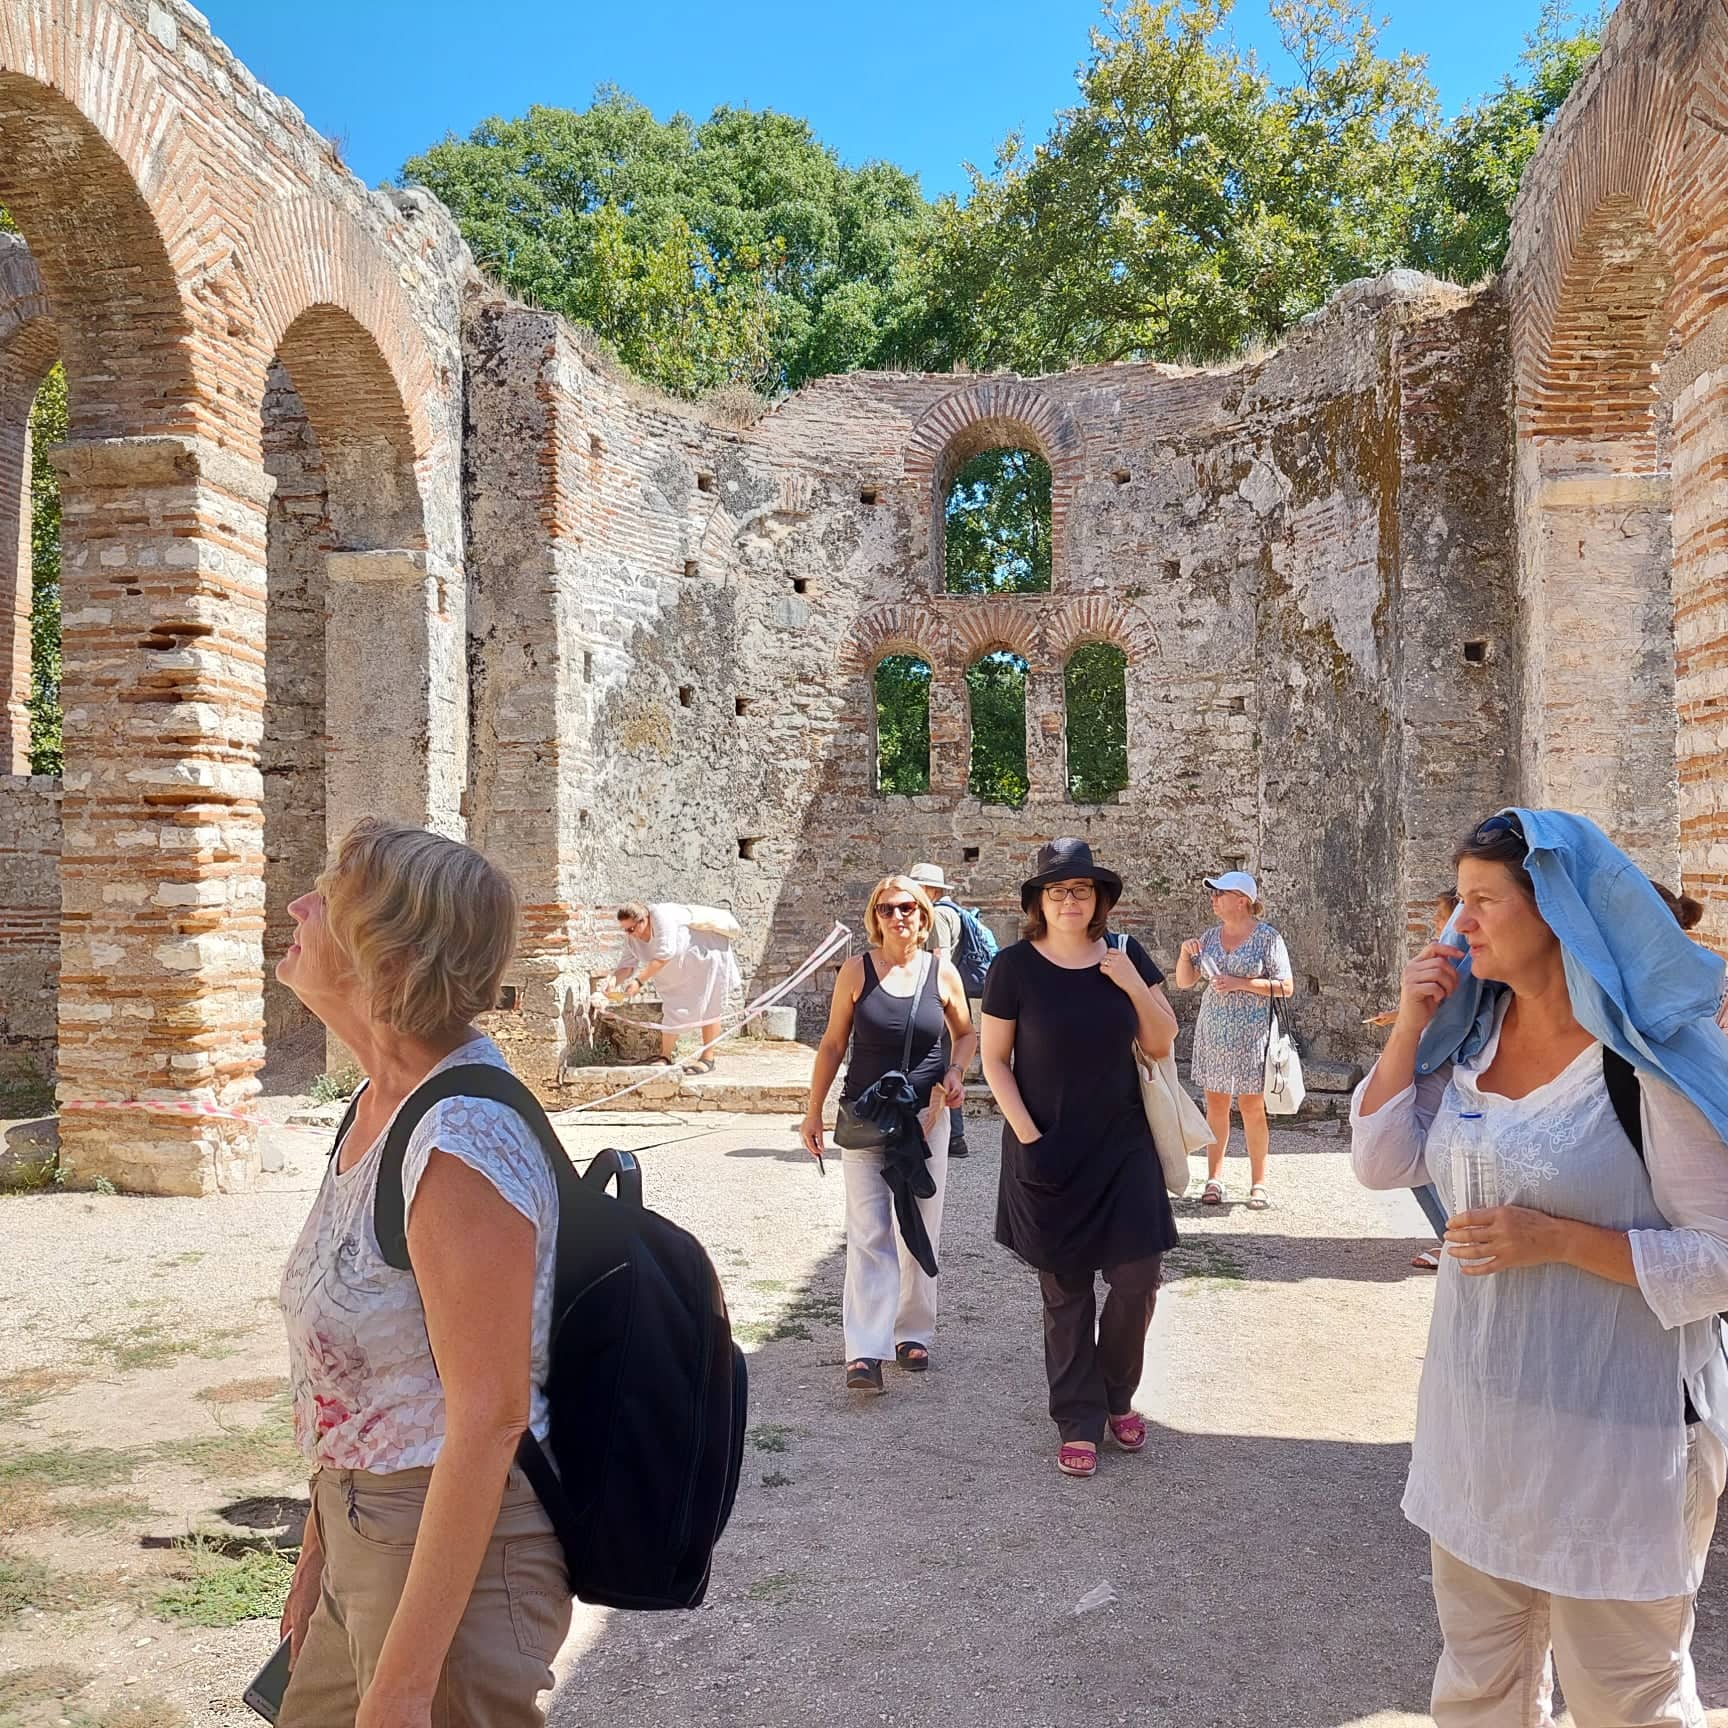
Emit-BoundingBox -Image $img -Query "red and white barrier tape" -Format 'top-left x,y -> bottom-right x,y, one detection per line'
57,922 -> 854,1139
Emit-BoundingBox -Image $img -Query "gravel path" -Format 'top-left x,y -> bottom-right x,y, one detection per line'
1,1111 -> 1722,1727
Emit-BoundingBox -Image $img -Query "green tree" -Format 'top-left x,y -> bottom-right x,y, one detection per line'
874,654 -> 931,794
27,363 -> 65,776
1066,642 -> 1129,801
402,91 -> 937,396
967,653 -> 1030,807
927,0 -> 1440,371
944,449 -> 1053,594
1403,3 -> 1602,281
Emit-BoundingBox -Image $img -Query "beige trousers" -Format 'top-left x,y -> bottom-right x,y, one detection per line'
280,1464 -> 572,1728
1430,1426 -> 1727,1728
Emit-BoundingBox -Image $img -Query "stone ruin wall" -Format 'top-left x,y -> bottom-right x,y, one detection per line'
467,274 -> 1518,1078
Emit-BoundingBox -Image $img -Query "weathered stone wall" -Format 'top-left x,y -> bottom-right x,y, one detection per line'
0,773 -> 58,1085
468,274 -> 1516,1075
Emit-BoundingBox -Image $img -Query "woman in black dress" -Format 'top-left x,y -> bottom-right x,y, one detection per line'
980,838 -> 1179,1478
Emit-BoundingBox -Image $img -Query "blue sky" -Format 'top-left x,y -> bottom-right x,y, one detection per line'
202,0 -> 1571,199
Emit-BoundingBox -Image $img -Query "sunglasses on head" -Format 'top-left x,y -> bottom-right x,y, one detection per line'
1472,813 -> 1523,844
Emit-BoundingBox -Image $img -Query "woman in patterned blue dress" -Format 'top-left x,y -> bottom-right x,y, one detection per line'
1173,871 -> 1293,1209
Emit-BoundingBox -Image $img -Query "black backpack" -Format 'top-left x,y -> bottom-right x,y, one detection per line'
333,1063 -> 748,1611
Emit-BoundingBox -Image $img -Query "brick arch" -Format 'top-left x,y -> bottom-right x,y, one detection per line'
904,380 -> 1084,594
948,599 -> 1038,668
839,603 -> 955,676
237,200 -> 438,548
1040,596 -> 1160,666
0,62 -> 200,441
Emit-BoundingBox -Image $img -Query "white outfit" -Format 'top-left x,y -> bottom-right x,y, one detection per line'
841,1110 -> 950,1361
279,1037 -> 557,1471
1351,999 -> 1728,1726
622,902 -> 741,1028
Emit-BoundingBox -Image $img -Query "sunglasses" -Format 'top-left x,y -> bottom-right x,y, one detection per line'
878,901 -> 921,919
1472,813 -> 1524,844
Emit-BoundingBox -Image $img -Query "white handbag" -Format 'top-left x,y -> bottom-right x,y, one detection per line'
1262,997 -> 1306,1117
1108,937 -> 1212,1196
684,904 -> 741,940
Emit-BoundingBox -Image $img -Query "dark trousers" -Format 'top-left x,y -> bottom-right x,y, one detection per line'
1037,1255 -> 1163,1446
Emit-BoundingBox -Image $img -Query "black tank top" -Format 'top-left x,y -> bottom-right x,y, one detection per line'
842,952 -> 948,1107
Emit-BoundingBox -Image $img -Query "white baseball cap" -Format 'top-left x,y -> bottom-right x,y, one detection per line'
1204,870 -> 1259,899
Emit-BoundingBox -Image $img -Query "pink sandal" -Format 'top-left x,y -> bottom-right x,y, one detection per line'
1057,1442 -> 1098,1478
1105,1412 -> 1146,1452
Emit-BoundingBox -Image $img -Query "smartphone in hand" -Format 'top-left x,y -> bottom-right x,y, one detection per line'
243,1636 -> 292,1723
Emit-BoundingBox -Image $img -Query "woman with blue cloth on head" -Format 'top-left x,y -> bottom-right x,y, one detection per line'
1352,809 -> 1728,1728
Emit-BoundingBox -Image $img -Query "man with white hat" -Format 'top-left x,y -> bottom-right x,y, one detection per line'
909,861 -> 988,1158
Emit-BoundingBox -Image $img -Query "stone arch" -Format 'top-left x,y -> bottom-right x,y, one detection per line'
240,199 -> 439,550
947,598 -> 1039,670
838,603 -> 955,676
1039,595 -> 1160,666
904,381 -> 1084,594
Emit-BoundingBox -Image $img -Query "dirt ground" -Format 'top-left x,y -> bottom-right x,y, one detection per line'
1,1108 -> 1723,1728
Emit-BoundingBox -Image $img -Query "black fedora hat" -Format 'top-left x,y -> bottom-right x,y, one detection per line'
1020,837 -> 1123,910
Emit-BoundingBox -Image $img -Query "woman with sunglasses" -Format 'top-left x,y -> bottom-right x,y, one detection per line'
801,876 -> 975,1392
1353,811 -> 1728,1726
979,839 -> 1179,1478
609,901 -> 741,1072
1172,869 -> 1293,1210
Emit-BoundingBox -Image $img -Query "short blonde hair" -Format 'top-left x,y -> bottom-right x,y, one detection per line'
863,875 -> 935,946
319,820 -> 519,1037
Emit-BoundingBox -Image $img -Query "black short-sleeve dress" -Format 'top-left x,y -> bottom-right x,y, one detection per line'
981,935 -> 1178,1275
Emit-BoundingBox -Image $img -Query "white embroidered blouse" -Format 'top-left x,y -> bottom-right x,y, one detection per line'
1351,1000 -> 1728,1600
279,1037 -> 557,1472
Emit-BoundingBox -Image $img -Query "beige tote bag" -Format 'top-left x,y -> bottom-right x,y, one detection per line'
1107,936 -> 1212,1196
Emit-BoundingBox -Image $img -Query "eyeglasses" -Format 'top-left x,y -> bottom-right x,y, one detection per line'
878,901 -> 920,920
1043,884 -> 1096,902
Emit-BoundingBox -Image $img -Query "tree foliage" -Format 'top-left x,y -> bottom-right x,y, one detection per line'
1066,642 -> 1129,802
403,90 -> 937,397
944,449 -> 1053,594
968,653 -> 1030,807
874,654 -> 931,795
28,363 -> 65,776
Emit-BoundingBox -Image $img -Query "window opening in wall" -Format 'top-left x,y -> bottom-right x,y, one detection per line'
19,364 -> 65,776
874,654 -> 931,795
738,837 -> 761,861
1464,639 -> 1490,664
495,985 -> 520,1012
697,472 -> 715,492
944,448 -> 1053,595
684,560 -> 699,578
860,487 -> 879,505
735,696 -> 751,717
792,577 -> 810,595
967,651 -> 1030,806
1065,642 -> 1128,802
962,846 -> 980,863
1227,694 -> 1247,715
679,685 -> 694,708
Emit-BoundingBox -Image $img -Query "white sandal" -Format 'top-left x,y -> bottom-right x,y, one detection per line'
1246,1183 -> 1271,1210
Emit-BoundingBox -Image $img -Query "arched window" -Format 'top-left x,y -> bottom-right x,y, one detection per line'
967,651 -> 1029,805
874,654 -> 931,794
1065,642 -> 1128,802
944,448 -> 1052,595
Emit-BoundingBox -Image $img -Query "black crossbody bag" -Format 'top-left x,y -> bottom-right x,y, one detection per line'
833,953 -> 935,1152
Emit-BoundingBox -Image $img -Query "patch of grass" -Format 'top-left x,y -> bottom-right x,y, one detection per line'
307,1066 -> 362,1105
48,1494 -> 155,1534
161,1408 -> 301,1485
0,1548 -> 89,1613
82,1324 -> 202,1374
98,1702 -> 187,1728
0,1662 -> 85,1714
734,1319 -> 811,1346
0,1367 -> 81,1424
749,1278 -> 787,1294
760,1470 -> 791,1489
1166,1239 -> 1247,1285
748,1424 -> 790,1454
148,1535 -> 295,1628
0,1446 -> 146,1491
198,1376 -> 287,1407
745,1568 -> 799,1602
0,1153 -> 58,1195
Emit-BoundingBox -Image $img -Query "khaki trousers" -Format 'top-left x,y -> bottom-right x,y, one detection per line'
280,1464 -> 572,1728
1430,1425 -> 1727,1728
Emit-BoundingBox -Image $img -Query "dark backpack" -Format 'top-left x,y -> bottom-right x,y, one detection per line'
335,1063 -> 748,1611
939,898 -> 998,996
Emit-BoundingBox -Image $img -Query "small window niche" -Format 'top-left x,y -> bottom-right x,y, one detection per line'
1463,639 -> 1491,665
697,472 -> 716,493
583,651 -> 594,682
962,846 -> 980,864
792,577 -> 810,595
1111,468 -> 1131,486
738,837 -> 761,861
859,486 -> 879,506
684,560 -> 700,578
678,685 -> 695,709
735,696 -> 752,718
495,985 -> 520,1012
588,433 -> 604,457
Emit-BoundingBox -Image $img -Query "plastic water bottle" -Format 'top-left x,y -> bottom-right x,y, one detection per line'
1451,1109 -> 1499,1215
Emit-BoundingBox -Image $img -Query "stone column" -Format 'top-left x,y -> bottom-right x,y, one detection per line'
1025,664 -> 1067,801
52,436 -> 273,1197
324,550 -> 466,844
0,384 -> 34,774
928,665 -> 968,797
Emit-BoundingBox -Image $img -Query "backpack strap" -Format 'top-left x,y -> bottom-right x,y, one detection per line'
328,1091 -> 364,1164
373,1062 -> 585,1272
1602,1046 -> 1645,1163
